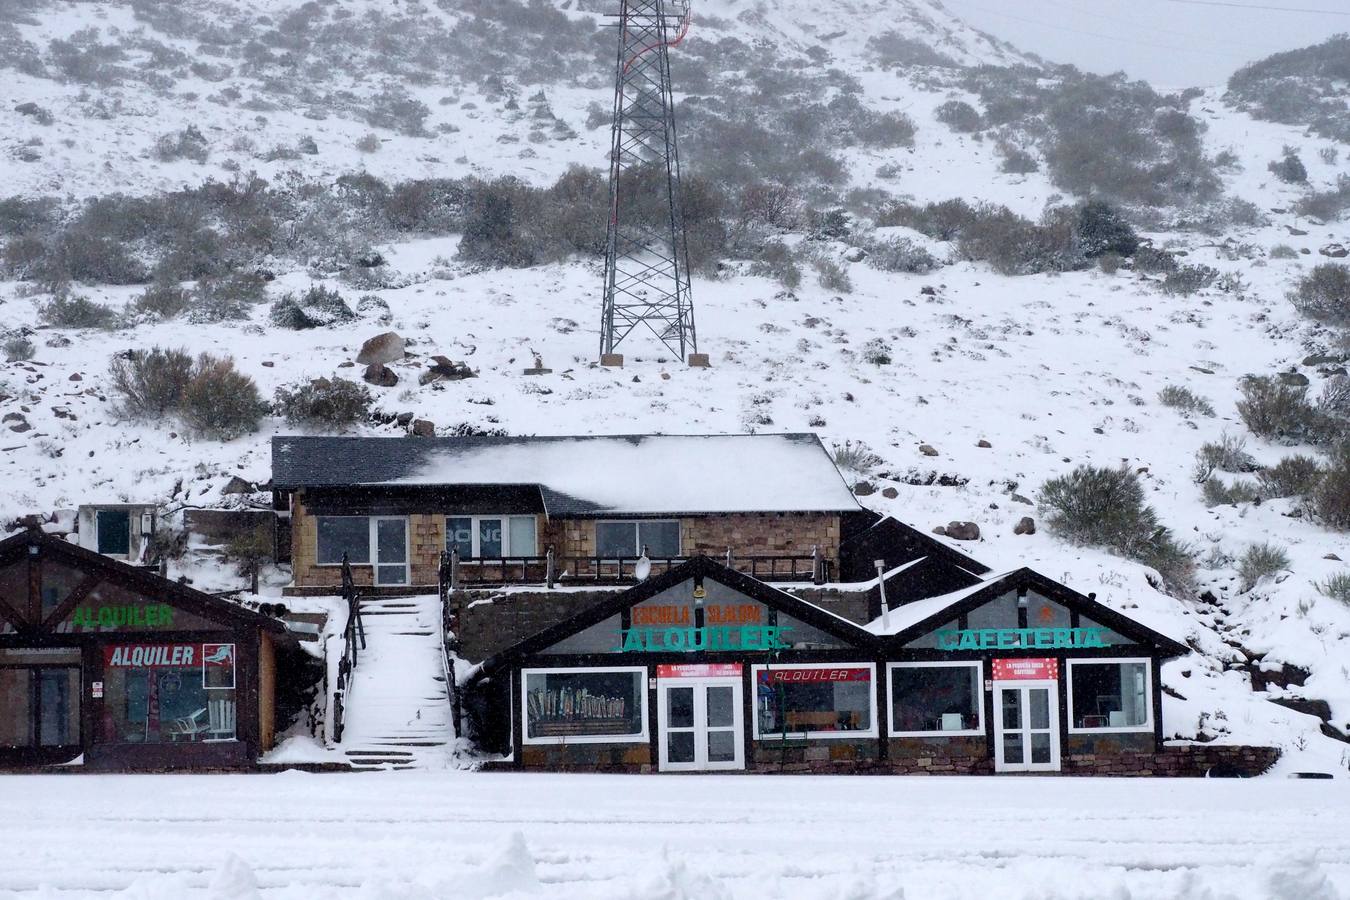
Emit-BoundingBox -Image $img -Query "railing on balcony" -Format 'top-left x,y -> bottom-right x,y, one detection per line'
437,546 -> 831,590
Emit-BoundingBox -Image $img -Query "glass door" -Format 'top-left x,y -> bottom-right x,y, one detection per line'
658,678 -> 744,772
373,517 -> 409,586
994,681 -> 1060,773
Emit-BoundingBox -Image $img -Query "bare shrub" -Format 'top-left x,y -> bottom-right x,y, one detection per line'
1202,476 -> 1260,507
997,141 -> 1039,174
274,377 -> 372,430
132,281 -> 191,320
1237,376 -> 1322,442
1294,175 -> 1350,221
180,354 -> 267,440
39,290 -> 117,329
187,271 -> 268,324
1269,244 -> 1299,259
861,338 -> 892,365
813,257 -> 853,294
1158,385 -> 1215,417
355,133 -> 381,153
109,347 -> 194,420
1133,247 -> 1178,275
1313,443 -> 1350,529
1289,263 -> 1350,325
269,285 -> 356,329
867,32 -> 958,68
747,241 -> 802,289
3,335 -> 34,362
1238,542 -> 1290,590
363,85 -> 430,136
1098,253 -> 1122,274
1258,454 -> 1324,497
1039,464 -> 1192,588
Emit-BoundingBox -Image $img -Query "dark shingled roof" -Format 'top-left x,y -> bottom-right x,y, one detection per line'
271,434 -> 861,518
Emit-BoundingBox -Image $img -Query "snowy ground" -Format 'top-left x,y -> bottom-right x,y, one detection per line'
0,772 -> 1345,899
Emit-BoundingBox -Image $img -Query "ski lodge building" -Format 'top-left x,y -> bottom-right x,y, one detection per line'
0,432 -> 1278,776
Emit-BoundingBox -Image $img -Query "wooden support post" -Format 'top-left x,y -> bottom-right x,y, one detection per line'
546,546 -> 556,590
812,544 -> 824,585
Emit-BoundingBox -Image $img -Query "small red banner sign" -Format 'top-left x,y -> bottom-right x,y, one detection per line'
992,658 -> 1059,681
758,667 -> 871,684
657,663 -> 743,679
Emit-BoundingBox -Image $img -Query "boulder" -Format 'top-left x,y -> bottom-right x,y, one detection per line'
944,521 -> 980,541
1011,493 -> 1033,505
1013,516 -> 1036,536
356,331 -> 405,366
1278,371 -> 1310,387
395,412 -> 415,426
411,419 -> 435,437
881,487 -> 899,499
1319,243 -> 1348,258
918,444 -> 939,457
221,476 -> 255,495
843,246 -> 867,263
362,363 -> 398,387
931,525 -> 948,536
422,356 -> 475,384
976,439 -> 992,448
853,481 -> 876,497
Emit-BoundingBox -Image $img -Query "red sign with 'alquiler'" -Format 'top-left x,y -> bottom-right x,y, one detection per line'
991,658 -> 1059,681
758,667 -> 871,684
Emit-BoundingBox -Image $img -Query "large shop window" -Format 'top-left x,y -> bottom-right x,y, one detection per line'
316,516 -> 371,565
1068,659 -> 1151,732
521,668 -> 646,744
0,649 -> 81,749
101,643 -> 237,744
446,516 -> 537,559
754,664 -> 876,739
889,662 -> 984,736
596,521 -> 680,558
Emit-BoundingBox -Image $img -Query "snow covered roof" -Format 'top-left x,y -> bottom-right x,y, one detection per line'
865,571 -> 1019,636
272,434 -> 861,517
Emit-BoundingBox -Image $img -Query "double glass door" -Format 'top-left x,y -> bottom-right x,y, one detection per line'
658,678 -> 744,772
994,681 -> 1060,772
0,658 -> 81,754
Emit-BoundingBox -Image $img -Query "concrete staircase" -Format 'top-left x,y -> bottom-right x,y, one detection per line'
338,595 -> 455,771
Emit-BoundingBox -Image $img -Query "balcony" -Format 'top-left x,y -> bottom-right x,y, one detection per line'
439,548 -> 832,590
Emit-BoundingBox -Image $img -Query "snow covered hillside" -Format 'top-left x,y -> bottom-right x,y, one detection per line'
1,0 -> 1349,774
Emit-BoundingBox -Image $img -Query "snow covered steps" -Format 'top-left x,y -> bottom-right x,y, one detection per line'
338,594 -> 456,771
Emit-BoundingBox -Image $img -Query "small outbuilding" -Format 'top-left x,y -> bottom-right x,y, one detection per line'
0,530 -> 287,770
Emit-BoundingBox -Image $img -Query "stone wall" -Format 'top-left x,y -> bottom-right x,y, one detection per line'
1064,744 -> 1280,777
454,589 -> 624,661
519,742 -> 652,773
545,513 -> 841,566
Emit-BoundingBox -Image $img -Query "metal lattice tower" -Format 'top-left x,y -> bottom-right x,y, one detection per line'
599,0 -> 697,361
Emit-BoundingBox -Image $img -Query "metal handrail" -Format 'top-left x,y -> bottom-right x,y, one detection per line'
434,549 -> 831,586
329,553 -> 366,745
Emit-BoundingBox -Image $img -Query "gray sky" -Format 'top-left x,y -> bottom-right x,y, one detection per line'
942,0 -> 1350,88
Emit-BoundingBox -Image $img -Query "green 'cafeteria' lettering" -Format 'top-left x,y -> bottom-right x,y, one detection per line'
934,627 -> 1109,651
69,605 -> 175,630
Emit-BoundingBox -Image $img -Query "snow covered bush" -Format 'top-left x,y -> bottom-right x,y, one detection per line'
39,290 -> 118,329
180,354 -> 267,440
3,336 -> 34,362
275,377 -> 372,430
865,237 -> 939,274
1133,247 -> 1178,275
153,125 -> 209,163
867,31 -> 958,68
860,338 -> 892,365
1237,376 -> 1323,443
1267,152 -> 1308,184
1195,433 -> 1259,478
1295,175 -> 1350,221
1269,244 -> 1300,259
1289,263 -> 1350,325
996,140 -> 1039,174
813,258 -> 853,294
362,85 -> 430,136
1161,264 -> 1219,296
1039,464 -> 1193,589
831,440 -> 884,473
935,100 -> 982,133
1238,542 -> 1290,590
957,204 -> 1085,276
747,242 -> 802,289
109,347 -> 194,420
1158,385 -> 1215,417
1258,455 -> 1324,498
269,286 -> 356,330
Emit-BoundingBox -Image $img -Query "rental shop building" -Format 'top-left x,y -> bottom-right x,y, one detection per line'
463,557 -> 1202,775
0,530 -> 287,769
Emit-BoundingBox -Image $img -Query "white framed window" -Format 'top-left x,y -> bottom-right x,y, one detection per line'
315,516 -> 372,565
1067,658 -> 1152,733
521,667 -> 648,745
887,661 -> 985,737
446,515 -> 538,559
752,663 -> 878,740
595,520 -> 680,558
